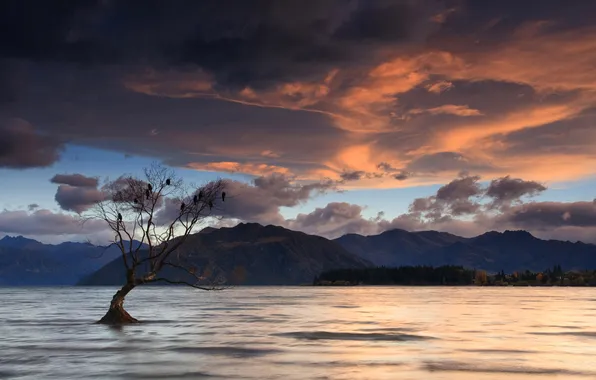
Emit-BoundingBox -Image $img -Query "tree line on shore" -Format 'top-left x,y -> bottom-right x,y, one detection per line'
313,265 -> 596,286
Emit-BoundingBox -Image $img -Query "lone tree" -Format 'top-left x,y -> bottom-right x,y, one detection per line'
89,163 -> 227,324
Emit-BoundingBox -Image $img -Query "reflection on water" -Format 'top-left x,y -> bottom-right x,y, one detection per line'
0,286 -> 595,379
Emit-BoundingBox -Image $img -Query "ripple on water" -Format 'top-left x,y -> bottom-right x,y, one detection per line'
172,346 -> 283,358
529,331 -> 596,338
273,331 -> 433,342
118,370 -> 228,379
423,360 -> 596,377
1,287 -> 595,379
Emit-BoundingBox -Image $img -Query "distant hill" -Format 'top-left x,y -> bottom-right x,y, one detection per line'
79,223 -> 372,286
335,229 -> 596,272
0,236 -> 144,285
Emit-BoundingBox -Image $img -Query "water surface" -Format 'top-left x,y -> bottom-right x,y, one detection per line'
1,287 -> 595,379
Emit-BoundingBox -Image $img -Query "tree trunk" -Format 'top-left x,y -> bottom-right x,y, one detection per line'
97,281 -> 139,324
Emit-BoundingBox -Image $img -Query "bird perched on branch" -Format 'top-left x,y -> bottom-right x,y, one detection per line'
222,191 -> 226,202
193,195 -> 198,205
180,202 -> 185,211
166,178 -> 171,186
117,213 -> 123,222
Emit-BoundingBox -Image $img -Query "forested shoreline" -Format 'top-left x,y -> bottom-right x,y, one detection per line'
314,265 -> 596,286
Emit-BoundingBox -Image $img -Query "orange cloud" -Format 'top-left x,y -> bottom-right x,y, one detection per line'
187,162 -> 290,176
425,80 -> 453,94
408,104 -> 483,117
427,24 -> 596,92
438,104 -> 582,153
121,22 -> 596,189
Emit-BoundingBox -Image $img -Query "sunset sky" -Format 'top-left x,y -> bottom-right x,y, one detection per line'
1,0 -> 596,244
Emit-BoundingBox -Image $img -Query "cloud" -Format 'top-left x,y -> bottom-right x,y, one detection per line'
339,170 -> 366,181
408,104 -> 483,117
495,201 -> 596,230
7,171 -> 596,244
187,161 -> 290,177
50,173 -> 106,213
54,185 -> 107,214
281,173 -> 596,243
0,119 -> 64,169
287,202 -> 383,238
406,152 -> 494,175
2,1 -> 596,191
393,171 -> 410,181
0,1 -> 443,88
50,173 -> 99,188
155,173 -> 339,226
0,209 -> 106,236
425,80 -> 453,94
485,175 -> 546,208
408,174 -> 484,221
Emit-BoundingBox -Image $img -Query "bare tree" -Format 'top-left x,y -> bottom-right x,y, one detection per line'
88,163 -> 228,324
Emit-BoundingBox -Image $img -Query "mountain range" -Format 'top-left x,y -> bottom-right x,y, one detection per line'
2,223 -> 596,286
334,229 -> 596,272
0,235 -> 143,285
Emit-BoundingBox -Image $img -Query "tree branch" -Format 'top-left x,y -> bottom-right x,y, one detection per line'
86,162 -> 229,292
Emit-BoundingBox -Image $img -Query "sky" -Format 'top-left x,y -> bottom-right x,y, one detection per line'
1,0 -> 596,244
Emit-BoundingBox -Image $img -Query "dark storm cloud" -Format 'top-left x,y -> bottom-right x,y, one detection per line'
438,0 -> 596,41
0,0 -> 443,90
0,1 -> 98,62
1,0 -> 595,188
50,173 -> 99,188
5,65 -> 349,174
0,120 -> 64,169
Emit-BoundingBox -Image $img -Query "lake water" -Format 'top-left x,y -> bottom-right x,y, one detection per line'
0,287 -> 595,379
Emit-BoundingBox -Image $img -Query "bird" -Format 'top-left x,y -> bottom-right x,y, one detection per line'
145,189 -> 150,199
180,202 -> 185,211
166,178 -> 171,186
193,195 -> 198,205
222,191 -> 226,202
117,213 -> 122,222
147,183 -> 153,192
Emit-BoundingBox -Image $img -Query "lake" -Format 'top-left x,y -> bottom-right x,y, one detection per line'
0,287 -> 595,379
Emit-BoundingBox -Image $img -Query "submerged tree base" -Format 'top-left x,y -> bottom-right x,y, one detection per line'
96,307 -> 140,324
